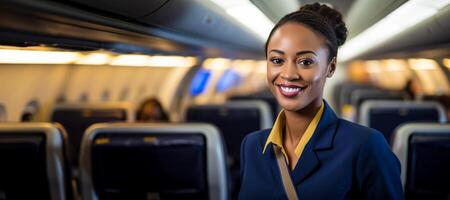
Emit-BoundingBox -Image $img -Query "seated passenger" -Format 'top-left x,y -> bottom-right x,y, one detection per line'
402,78 -> 423,101
136,98 -> 169,122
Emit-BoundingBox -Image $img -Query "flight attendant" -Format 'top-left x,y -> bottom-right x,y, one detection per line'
239,3 -> 403,200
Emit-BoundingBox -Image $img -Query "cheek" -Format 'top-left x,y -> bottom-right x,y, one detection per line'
267,66 -> 278,83
305,68 -> 327,88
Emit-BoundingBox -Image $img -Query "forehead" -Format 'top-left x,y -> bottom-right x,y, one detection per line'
268,22 -> 327,53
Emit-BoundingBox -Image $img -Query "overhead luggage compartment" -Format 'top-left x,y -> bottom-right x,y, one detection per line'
63,0 -> 264,56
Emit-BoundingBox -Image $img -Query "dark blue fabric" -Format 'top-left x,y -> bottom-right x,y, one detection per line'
91,133 -> 208,200
239,101 -> 404,199
51,108 -> 127,166
0,133 -> 51,199
369,107 -> 440,144
406,133 -> 450,200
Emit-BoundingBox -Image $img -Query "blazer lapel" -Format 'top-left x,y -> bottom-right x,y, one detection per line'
260,130 -> 280,184
292,101 -> 339,185
264,143 -> 281,183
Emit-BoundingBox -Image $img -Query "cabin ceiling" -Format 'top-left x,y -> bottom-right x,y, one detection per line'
251,0 -> 407,40
0,0 -> 448,60
252,0 -> 450,59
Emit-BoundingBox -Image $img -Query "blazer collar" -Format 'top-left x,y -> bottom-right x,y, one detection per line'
310,100 -> 339,150
291,100 -> 340,184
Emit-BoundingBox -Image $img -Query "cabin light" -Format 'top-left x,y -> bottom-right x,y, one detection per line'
339,0 -> 450,62
203,58 -> 231,70
147,56 -> 197,68
383,59 -> 408,72
408,58 -> 438,71
0,49 -> 81,64
209,0 -> 274,40
110,55 -> 196,68
365,61 -> 382,73
109,54 -> 150,66
443,58 -> 450,70
75,53 -> 112,65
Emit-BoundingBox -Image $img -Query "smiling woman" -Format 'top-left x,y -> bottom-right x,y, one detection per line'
239,3 -> 403,200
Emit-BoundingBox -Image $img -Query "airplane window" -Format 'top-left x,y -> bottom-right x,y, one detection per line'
216,69 -> 241,92
119,88 -> 129,101
190,68 -> 211,96
0,104 -> 6,121
55,95 -> 66,103
21,100 -> 39,122
79,92 -> 89,102
101,90 -> 110,102
409,59 -> 450,96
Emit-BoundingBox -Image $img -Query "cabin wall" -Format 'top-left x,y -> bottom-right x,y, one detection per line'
0,65 -> 190,122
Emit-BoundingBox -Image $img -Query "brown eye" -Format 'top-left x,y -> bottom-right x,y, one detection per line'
270,58 -> 284,65
298,59 -> 314,66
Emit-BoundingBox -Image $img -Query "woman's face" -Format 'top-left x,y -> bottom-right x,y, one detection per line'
266,22 -> 335,112
141,102 -> 162,121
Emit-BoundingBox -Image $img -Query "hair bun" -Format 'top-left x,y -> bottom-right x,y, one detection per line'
300,3 -> 348,46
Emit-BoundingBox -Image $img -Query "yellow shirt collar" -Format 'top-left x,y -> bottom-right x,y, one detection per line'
262,103 -> 325,158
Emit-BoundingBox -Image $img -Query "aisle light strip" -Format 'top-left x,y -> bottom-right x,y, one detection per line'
75,53 -> 112,65
110,55 -> 150,66
338,0 -> 450,62
0,49 -> 197,67
0,49 -> 81,64
209,0 -> 274,40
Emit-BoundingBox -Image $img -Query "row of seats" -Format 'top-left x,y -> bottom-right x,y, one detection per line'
1,95 -> 449,200
48,100 -> 272,200
0,123 -> 228,200
1,121 -> 448,200
186,100 -> 273,199
50,102 -> 132,167
337,84 -> 450,199
359,100 -> 447,144
392,123 -> 450,199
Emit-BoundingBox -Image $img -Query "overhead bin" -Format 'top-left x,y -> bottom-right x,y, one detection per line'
67,0 -> 169,18
67,0 -> 263,53
0,0 -> 264,58
137,0 -> 263,52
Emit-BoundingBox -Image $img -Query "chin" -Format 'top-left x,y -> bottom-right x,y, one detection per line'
277,98 -> 307,112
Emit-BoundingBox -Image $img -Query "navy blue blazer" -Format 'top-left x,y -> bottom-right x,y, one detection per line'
239,101 -> 404,199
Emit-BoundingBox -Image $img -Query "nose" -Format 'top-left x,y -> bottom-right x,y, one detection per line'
280,62 -> 300,81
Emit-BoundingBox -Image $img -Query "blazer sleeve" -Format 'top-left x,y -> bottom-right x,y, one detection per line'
356,131 -> 404,200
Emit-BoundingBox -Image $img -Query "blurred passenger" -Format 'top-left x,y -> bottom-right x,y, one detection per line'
403,78 -> 423,101
136,98 -> 169,122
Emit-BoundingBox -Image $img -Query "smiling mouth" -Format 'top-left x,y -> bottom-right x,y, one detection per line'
276,84 -> 306,97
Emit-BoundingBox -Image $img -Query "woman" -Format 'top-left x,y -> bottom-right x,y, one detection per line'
239,3 -> 403,200
136,98 -> 169,122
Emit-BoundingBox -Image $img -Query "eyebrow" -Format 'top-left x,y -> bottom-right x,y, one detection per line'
269,49 -> 317,56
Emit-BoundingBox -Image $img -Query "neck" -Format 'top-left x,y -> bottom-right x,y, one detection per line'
284,99 -> 323,146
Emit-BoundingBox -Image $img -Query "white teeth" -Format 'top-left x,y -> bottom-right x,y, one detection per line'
281,86 -> 300,93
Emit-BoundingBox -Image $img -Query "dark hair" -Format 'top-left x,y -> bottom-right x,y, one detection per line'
136,98 -> 169,122
265,3 -> 348,62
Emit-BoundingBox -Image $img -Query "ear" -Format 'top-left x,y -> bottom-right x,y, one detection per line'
326,57 -> 337,78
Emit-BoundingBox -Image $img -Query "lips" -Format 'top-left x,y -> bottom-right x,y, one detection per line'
276,84 -> 306,98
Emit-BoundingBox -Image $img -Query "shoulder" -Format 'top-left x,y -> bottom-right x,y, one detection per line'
337,119 -> 400,167
241,129 -> 271,152
337,119 -> 386,145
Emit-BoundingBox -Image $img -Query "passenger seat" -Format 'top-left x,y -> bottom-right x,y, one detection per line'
392,123 -> 450,200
